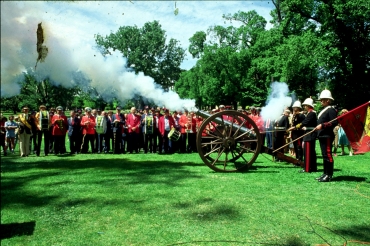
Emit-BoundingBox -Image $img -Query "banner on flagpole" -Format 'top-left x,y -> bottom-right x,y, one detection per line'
337,101 -> 370,154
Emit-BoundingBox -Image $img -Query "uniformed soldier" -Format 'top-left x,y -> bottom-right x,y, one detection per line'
315,89 -> 338,182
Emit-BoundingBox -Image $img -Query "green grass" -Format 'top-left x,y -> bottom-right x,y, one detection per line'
1,146 -> 369,246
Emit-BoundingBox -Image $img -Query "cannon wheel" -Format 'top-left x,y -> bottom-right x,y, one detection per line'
196,110 -> 262,172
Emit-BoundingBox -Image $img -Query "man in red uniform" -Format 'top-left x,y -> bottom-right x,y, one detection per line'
80,107 -> 96,153
51,106 -> 68,155
179,109 -> 196,153
158,109 -> 175,153
112,106 -> 125,154
153,109 -> 163,154
294,98 -> 317,173
126,107 -> 141,154
315,89 -> 338,182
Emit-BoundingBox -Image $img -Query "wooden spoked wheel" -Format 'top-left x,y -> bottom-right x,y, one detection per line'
196,110 -> 261,172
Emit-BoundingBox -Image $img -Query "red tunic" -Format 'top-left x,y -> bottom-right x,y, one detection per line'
51,114 -> 68,136
158,115 -> 175,136
126,113 -> 141,133
81,115 -> 96,135
179,114 -> 196,134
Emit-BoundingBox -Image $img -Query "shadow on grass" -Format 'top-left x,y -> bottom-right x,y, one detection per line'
1,157 -> 205,209
335,225 -> 370,242
0,221 -> 36,240
331,176 -> 368,182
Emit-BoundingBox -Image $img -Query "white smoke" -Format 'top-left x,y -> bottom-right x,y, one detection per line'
260,82 -> 292,121
0,2 -> 195,111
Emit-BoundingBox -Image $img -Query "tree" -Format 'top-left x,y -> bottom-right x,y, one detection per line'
183,11 -> 268,108
279,0 -> 370,108
95,21 -> 186,91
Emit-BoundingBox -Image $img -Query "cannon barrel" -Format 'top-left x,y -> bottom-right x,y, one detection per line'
192,108 -> 257,138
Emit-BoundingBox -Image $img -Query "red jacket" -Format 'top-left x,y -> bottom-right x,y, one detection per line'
81,115 -> 96,135
51,114 -> 68,135
179,114 -> 196,134
126,113 -> 141,133
158,115 -> 175,136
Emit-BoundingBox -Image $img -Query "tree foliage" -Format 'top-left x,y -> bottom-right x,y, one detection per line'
95,21 -> 186,91
177,0 -> 369,109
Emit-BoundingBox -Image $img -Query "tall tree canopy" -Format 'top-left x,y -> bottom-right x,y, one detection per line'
177,1 -> 369,110
95,21 -> 186,91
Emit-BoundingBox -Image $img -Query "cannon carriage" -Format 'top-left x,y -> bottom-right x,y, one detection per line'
193,108 -> 303,172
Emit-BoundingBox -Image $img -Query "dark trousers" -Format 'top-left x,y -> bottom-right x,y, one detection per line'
187,133 -> 196,152
169,133 -> 179,153
36,130 -> 50,156
61,134 -> 66,154
53,135 -> 64,154
319,137 -> 334,176
30,132 -> 38,153
153,128 -> 162,153
103,133 -> 111,152
180,133 -> 187,153
143,133 -> 153,153
81,134 -> 95,153
69,134 -> 80,153
293,138 -> 303,161
274,133 -> 285,155
266,132 -> 273,149
49,129 -> 54,153
93,132 -> 99,152
304,140 -> 317,172
162,130 -> 170,153
127,132 -> 139,153
113,131 -> 122,154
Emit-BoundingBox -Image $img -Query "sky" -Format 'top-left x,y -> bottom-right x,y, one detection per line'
1,1 -> 275,110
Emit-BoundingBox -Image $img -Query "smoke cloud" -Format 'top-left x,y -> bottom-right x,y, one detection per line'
260,82 -> 292,121
0,2 -> 195,111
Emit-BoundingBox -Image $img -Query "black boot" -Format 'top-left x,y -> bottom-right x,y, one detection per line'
315,173 -> 326,180
318,175 -> 332,182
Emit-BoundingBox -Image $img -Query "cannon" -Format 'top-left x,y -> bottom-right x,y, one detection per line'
192,108 -> 304,172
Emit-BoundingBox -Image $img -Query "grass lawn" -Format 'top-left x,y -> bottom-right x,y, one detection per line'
1,145 -> 369,246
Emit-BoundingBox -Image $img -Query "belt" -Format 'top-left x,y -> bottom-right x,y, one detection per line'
274,127 -> 286,130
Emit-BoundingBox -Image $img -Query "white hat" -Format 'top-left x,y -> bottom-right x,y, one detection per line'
85,107 -> 92,112
302,98 -> 314,108
319,89 -> 334,101
292,100 -> 302,109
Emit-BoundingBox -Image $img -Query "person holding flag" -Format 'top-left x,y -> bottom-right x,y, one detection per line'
315,89 -> 338,182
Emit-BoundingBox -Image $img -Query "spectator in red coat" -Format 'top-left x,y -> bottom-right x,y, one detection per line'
51,106 -> 68,155
126,107 -> 141,153
80,107 -> 96,153
158,109 -> 175,153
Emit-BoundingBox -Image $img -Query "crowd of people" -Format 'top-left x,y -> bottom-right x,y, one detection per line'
0,89 -> 349,182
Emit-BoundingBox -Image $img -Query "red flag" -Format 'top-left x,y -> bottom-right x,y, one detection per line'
337,101 -> 370,154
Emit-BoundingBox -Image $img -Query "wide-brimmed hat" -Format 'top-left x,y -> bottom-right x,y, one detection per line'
39,105 -> 46,109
